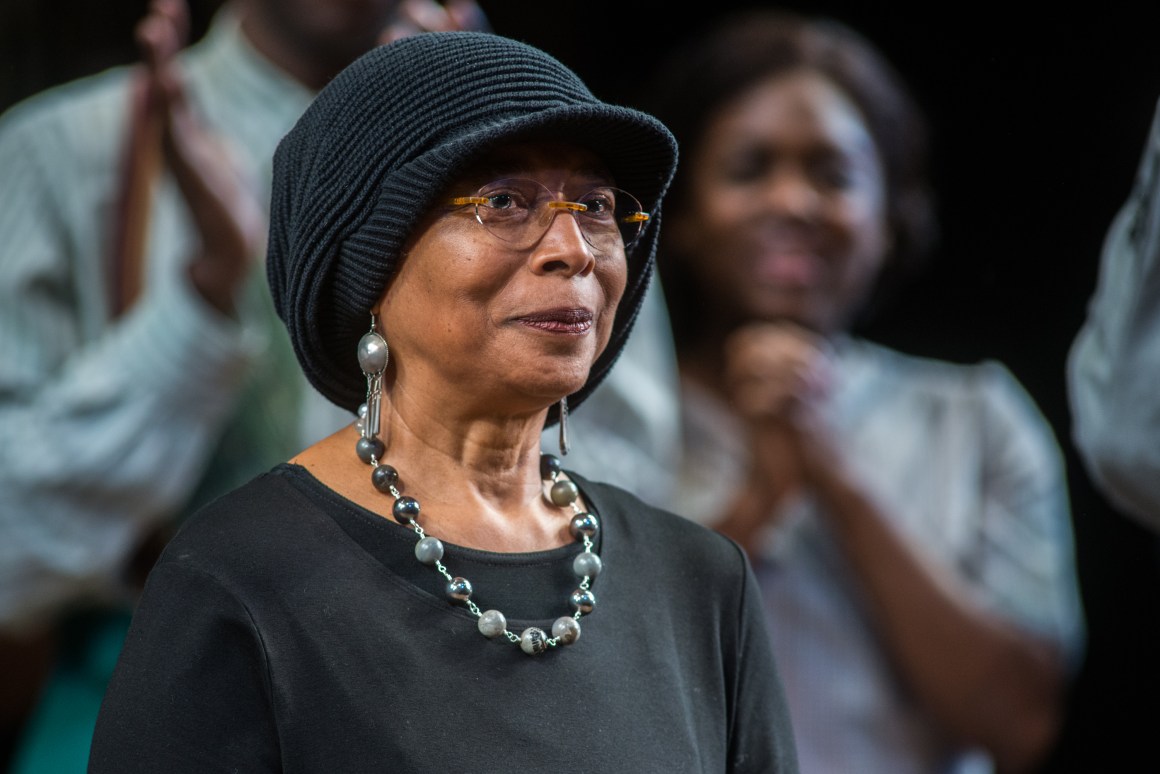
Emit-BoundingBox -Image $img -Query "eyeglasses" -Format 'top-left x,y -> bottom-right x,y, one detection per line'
448,178 -> 649,252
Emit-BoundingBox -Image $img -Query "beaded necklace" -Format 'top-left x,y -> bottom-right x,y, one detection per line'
355,325 -> 600,655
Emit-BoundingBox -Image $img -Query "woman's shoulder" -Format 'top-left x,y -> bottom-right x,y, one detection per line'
848,337 -> 1033,405
849,338 -> 1061,456
157,464 -> 339,579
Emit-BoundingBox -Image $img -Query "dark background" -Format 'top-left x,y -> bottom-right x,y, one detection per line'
3,1 -> 1160,770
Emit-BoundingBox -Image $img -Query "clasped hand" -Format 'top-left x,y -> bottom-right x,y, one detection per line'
723,321 -> 846,496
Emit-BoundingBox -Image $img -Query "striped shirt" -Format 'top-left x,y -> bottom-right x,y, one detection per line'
0,8 -> 349,631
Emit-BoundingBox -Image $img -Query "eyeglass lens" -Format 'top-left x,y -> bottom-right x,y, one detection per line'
472,178 -> 646,251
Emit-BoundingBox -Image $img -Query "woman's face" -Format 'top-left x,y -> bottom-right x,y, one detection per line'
670,70 -> 891,334
379,142 -> 629,415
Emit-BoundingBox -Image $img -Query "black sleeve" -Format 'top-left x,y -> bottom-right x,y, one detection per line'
88,561 -> 281,773
727,545 -> 800,774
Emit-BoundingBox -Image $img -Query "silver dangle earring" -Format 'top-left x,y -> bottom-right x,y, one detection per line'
356,313 -> 389,466
558,396 -> 570,456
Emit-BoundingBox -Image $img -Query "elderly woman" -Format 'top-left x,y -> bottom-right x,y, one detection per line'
645,11 -> 1085,774
86,31 -> 798,773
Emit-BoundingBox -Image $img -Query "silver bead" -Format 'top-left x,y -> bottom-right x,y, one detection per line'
357,332 -> 389,375
570,588 -> 596,614
520,627 -> 548,656
414,536 -> 444,565
551,616 -> 581,645
573,552 -> 602,579
549,479 -> 579,507
478,609 -> 507,638
569,512 -> 599,540
446,576 -> 472,601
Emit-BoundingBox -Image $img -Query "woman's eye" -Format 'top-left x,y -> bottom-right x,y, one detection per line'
580,192 -> 615,215
813,161 -> 854,190
712,143 -> 772,183
486,193 -> 516,210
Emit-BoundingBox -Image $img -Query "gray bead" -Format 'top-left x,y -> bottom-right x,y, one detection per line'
551,616 -> 581,646
446,576 -> 473,601
570,588 -> 596,614
357,332 -> 389,375
549,479 -> 579,507
356,436 -> 385,464
569,512 -> 599,540
414,536 -> 444,565
392,496 -> 420,524
478,609 -> 507,638
371,464 -> 398,493
573,552 -> 602,579
520,627 -> 548,656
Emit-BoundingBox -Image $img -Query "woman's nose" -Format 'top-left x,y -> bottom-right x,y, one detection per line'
761,166 -> 821,220
529,210 -> 597,277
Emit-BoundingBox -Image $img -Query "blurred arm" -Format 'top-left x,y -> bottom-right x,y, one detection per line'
0,75 -> 257,633
1068,97 -> 1160,529
803,365 -> 1080,773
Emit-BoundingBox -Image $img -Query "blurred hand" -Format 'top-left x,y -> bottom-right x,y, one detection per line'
379,0 -> 491,44
724,321 -> 832,420
723,321 -> 844,493
136,0 -> 266,316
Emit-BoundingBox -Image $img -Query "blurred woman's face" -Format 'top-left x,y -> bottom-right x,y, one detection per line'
244,0 -> 401,72
378,142 -> 629,416
670,70 -> 891,334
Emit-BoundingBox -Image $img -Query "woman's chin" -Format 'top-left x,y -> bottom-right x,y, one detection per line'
518,376 -> 590,411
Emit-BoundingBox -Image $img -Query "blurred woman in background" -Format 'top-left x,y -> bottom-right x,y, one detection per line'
646,10 -> 1085,773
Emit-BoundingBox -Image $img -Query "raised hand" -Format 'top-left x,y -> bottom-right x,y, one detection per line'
723,321 -> 847,503
724,321 -> 832,421
135,0 -> 265,317
379,0 -> 491,44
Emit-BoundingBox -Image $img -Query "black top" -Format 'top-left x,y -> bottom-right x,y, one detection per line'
89,464 -> 798,773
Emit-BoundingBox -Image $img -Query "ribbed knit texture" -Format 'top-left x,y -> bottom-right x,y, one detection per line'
267,32 -> 679,416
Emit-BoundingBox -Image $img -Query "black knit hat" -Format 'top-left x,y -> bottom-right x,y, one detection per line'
267,31 -> 678,419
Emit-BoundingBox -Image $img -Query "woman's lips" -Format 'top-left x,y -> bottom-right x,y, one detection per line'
515,308 -> 594,334
752,251 -> 821,287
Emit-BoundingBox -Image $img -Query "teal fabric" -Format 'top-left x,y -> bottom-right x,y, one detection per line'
10,612 -> 131,774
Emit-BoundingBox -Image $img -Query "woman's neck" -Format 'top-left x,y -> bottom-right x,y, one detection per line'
293,394 -> 575,553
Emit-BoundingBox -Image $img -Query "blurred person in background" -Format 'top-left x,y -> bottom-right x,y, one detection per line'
644,10 -> 1086,773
